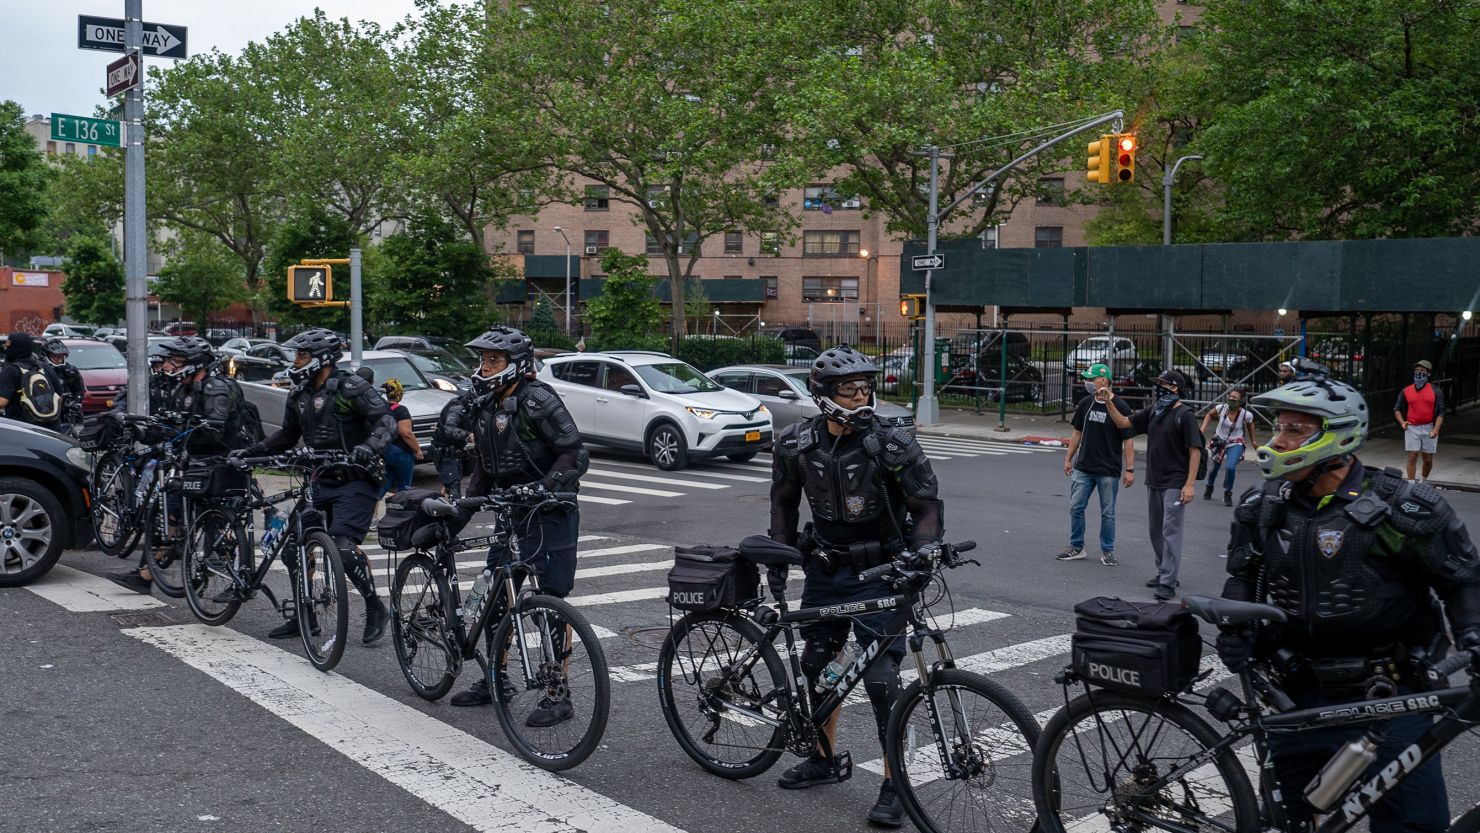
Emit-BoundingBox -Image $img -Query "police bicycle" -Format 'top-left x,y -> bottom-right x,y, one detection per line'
386,485 -> 611,771
179,448 -> 354,672
656,538 -> 1042,833
1030,594 -> 1480,833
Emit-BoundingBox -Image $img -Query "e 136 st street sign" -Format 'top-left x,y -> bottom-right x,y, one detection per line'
50,113 -> 123,149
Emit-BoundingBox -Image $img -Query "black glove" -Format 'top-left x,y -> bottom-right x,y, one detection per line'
1458,627 -> 1480,655
351,444 -> 378,467
541,469 -> 578,491
1216,627 -> 1254,673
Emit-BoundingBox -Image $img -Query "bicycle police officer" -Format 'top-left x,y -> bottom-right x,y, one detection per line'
234,327 -> 396,646
768,345 -> 943,828
40,337 -> 85,432
447,325 -> 588,721
1216,373 -> 1480,833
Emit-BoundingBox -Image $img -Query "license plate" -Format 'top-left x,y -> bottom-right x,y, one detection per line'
744,430 -> 761,442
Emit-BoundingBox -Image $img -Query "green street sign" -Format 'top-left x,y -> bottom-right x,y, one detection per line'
50,113 -> 122,148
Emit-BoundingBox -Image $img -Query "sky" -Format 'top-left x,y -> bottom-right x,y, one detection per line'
2,1 -> 422,119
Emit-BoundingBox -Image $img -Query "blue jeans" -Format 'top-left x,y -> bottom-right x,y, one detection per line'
1205,442 -> 1245,492
381,444 -> 416,496
1068,469 -> 1119,552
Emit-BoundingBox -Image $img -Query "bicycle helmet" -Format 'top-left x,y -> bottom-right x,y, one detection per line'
807,345 -> 880,430
157,336 -> 216,380
1249,377 -> 1369,480
381,377 -> 404,403
465,325 -> 534,394
41,337 -> 70,359
282,327 -> 344,384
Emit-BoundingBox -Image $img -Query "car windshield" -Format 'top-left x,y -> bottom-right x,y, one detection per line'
1077,337 -> 1109,350
407,348 -> 472,372
67,343 -> 128,370
345,357 -> 430,391
782,371 -> 812,395
634,362 -> 722,393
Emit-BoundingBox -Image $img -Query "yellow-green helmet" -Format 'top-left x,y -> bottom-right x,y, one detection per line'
1250,378 -> 1369,480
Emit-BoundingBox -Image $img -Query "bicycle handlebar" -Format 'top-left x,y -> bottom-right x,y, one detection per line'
230,448 -> 352,470
1432,646 -> 1477,680
857,540 -> 978,583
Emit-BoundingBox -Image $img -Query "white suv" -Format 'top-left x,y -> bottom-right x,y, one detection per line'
538,351 -> 773,471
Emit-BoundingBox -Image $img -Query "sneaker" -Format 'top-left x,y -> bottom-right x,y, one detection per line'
362,597 -> 388,646
1224,490 -> 1234,507
525,696 -> 575,727
451,679 -> 492,707
1145,578 -> 1161,588
1100,550 -> 1118,567
268,613 -> 321,640
106,571 -> 152,595
1055,546 -> 1085,561
778,753 -> 839,790
1203,486 -> 1213,501
867,779 -> 904,828
1154,584 -> 1176,601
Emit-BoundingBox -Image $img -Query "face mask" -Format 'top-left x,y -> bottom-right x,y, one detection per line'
1414,372 -> 1429,388
1153,387 -> 1179,417
1227,399 -> 1242,410
1083,381 -> 1098,395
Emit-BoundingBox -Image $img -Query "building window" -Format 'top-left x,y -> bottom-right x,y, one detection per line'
517,230 -> 535,254
584,230 -> 609,253
761,276 -> 778,298
517,188 -> 535,208
646,231 -> 699,254
803,185 -> 861,211
759,143 -> 777,160
803,277 -> 860,302
802,230 -> 861,257
981,226 -> 999,249
645,185 -> 670,209
1037,177 -> 1065,206
1034,226 -> 1063,248
760,232 -> 780,256
723,274 -> 741,280
584,185 -> 610,211
645,233 -> 662,255
724,232 -> 743,254
762,190 -> 779,208
65,143 -> 76,155
87,145 -> 98,160
1176,25 -> 1197,42
46,141 -> 56,155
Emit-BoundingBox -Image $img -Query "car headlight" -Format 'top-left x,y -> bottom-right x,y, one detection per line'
685,406 -> 717,420
433,378 -> 458,392
65,446 -> 94,472
757,404 -> 769,414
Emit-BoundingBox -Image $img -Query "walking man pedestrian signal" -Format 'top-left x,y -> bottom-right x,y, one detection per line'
289,265 -> 332,304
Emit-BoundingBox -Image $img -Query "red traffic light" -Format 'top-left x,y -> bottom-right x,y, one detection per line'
1118,136 -> 1135,153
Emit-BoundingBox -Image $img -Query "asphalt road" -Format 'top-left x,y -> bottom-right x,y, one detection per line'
5,436 -> 1480,832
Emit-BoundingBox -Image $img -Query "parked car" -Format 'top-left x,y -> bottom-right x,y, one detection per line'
950,331 -> 1031,361
709,364 -> 915,435
1064,336 -> 1138,377
92,326 -> 123,341
538,351 -> 772,470
878,347 -> 915,395
1308,338 -> 1365,378
784,344 -> 821,368
43,323 -> 98,339
0,419 -> 94,586
57,338 -> 128,414
217,337 -> 278,358
203,328 -> 241,346
384,347 -> 473,393
1195,339 -> 1287,383
942,352 -> 1045,403
374,335 -> 478,362
758,326 -> 821,353
161,321 -> 199,336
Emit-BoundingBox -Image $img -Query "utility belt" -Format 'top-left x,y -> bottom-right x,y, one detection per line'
1270,632 -> 1450,700
800,523 -> 897,576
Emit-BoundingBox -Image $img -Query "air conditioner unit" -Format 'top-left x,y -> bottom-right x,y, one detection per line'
585,246 -> 599,255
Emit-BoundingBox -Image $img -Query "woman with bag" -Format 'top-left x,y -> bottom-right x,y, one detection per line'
1200,387 -> 1256,506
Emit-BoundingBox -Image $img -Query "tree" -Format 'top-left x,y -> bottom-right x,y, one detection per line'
259,207 -> 360,328
584,249 -> 665,351
155,231 -> 249,323
523,296 -> 575,350
367,212 -> 499,342
0,101 -> 51,260
60,237 -> 125,325
39,152 -> 123,253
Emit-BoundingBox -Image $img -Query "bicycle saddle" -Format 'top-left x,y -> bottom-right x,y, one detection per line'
420,497 -> 460,518
738,535 -> 804,567
1183,594 -> 1287,627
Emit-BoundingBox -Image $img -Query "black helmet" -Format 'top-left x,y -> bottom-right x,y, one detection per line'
807,345 -> 880,430
282,327 -> 344,384
158,336 -> 215,380
41,337 -> 70,358
465,325 -> 534,393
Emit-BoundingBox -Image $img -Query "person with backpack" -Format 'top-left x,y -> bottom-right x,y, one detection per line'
1103,369 -> 1204,600
1200,386 -> 1257,506
0,332 -> 64,430
40,338 -> 85,433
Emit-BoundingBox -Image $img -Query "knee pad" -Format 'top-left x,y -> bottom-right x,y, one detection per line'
801,634 -> 845,683
863,654 -> 901,742
335,535 -> 377,598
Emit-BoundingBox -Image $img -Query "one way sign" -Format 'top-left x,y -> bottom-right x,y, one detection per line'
78,15 -> 188,59
911,254 -> 946,271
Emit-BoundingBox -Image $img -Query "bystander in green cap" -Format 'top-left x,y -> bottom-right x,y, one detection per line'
1081,363 -> 1112,380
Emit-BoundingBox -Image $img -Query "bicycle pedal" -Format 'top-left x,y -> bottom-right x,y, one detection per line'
833,751 -> 853,783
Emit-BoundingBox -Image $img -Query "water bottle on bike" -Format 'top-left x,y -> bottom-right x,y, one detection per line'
134,459 -> 159,504
815,640 -> 864,693
259,506 -> 285,556
462,569 -> 492,623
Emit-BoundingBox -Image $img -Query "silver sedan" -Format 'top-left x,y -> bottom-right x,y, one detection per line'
708,364 -> 915,435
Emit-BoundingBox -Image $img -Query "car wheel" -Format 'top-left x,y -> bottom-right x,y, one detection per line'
0,476 -> 67,587
648,423 -> 689,471
726,452 -> 758,463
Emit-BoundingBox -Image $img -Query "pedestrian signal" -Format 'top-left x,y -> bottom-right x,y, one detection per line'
288,265 -> 332,304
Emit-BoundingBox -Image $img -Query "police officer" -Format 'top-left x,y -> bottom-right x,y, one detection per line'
234,327 -> 396,646
769,345 -> 943,828
448,325 -> 588,719
1217,374 -> 1480,833
430,391 -> 473,498
40,338 -> 85,432
0,332 -> 63,429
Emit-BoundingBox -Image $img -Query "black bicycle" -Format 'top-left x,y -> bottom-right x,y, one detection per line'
1031,594 -> 1480,833
656,539 -> 1042,833
387,485 -> 611,771
179,448 -> 352,672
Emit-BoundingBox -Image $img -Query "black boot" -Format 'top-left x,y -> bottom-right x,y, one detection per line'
451,679 -> 492,707
1202,484 -> 1214,500
362,597 -> 388,646
777,753 -> 839,790
1224,490 -> 1234,507
269,610 -> 320,639
867,779 -> 904,827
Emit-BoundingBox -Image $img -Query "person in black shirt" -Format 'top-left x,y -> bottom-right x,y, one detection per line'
1104,368 -> 1203,600
379,377 -> 422,495
0,333 -> 63,429
40,338 -> 85,432
1058,363 -> 1135,566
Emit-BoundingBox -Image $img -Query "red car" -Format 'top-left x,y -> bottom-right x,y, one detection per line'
61,338 -> 129,413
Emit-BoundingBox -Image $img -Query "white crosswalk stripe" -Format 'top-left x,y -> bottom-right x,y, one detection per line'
586,468 -> 730,490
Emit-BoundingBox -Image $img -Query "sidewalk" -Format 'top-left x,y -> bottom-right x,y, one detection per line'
917,403 -> 1480,493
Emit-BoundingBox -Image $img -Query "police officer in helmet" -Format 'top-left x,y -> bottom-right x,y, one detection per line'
1217,373 -> 1480,833
40,337 -> 85,431
447,325 -> 588,719
234,327 -> 396,646
769,345 -> 943,827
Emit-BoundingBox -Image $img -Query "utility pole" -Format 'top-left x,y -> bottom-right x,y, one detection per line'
123,0 -> 148,414
554,226 -> 572,334
349,247 -> 363,364
1161,154 -> 1203,370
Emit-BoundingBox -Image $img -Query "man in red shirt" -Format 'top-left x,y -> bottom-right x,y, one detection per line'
1393,359 -> 1445,482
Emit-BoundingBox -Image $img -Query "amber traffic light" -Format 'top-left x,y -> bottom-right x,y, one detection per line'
1114,134 -> 1136,183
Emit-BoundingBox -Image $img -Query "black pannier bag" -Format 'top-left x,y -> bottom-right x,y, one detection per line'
375,488 -> 446,551
1071,597 -> 1201,696
178,464 -> 252,498
667,545 -> 759,612
78,416 -> 124,452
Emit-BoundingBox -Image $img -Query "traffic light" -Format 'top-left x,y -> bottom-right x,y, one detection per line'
1114,133 -> 1136,183
1086,135 -> 1111,184
288,265 -> 332,304
900,294 -> 925,320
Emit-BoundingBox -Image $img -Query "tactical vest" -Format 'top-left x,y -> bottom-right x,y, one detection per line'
473,387 -> 558,485
775,418 -> 907,546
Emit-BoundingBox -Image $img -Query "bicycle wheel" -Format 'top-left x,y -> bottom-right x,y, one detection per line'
141,497 -> 185,599
390,553 -> 457,701
1450,805 -> 1480,833
656,610 -> 787,779
182,507 -> 248,626
90,451 -> 136,557
887,668 -> 1042,833
1033,690 -> 1258,833
491,594 -> 610,771
297,530 -> 349,672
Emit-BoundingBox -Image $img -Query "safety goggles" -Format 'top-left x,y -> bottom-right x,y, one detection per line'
1270,421 -> 1320,443
832,379 -> 875,397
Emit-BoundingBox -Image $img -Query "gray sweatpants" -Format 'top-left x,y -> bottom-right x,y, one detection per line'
1147,487 -> 1186,590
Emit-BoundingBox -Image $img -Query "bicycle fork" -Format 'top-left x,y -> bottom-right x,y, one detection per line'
911,632 -> 979,781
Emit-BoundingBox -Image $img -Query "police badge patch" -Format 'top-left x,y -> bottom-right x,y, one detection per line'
845,495 -> 865,516
1316,529 -> 1345,558
495,412 -> 510,432
313,395 -> 327,412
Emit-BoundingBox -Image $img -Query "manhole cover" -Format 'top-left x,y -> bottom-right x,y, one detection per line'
109,610 -> 180,628
622,626 -> 672,649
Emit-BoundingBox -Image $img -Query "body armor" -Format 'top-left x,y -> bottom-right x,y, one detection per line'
471,380 -> 585,488
165,372 -> 242,453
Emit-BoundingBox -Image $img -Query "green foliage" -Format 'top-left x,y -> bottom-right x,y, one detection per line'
524,296 -> 575,350
258,207 -> 358,328
60,237 -> 125,325
584,249 -> 666,351
684,280 -> 712,333
366,212 -> 498,342
676,335 -> 785,371
38,152 -> 122,253
155,231 -> 250,323
0,101 -> 52,258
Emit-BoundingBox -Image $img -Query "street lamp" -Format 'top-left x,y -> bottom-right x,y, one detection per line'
1162,155 -> 1204,246
860,248 -> 881,343
553,226 -> 573,334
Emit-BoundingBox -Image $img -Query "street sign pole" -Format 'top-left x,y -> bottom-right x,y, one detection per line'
918,145 -> 942,427
123,0 -> 148,415
350,247 -> 363,365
